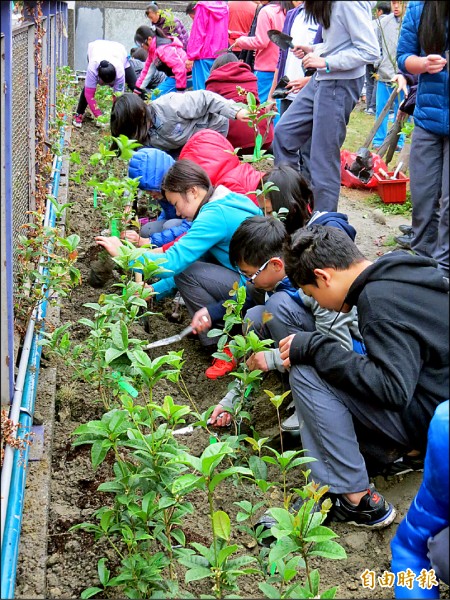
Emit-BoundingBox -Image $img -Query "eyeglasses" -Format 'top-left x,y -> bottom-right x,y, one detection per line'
238,258 -> 272,284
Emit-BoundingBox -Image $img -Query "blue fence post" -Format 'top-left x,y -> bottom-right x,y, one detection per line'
0,1 -> 15,404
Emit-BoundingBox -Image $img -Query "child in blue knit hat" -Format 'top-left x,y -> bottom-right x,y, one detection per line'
123,147 -> 192,247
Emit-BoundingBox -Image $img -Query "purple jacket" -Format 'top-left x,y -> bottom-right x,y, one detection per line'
276,7 -> 321,83
154,14 -> 189,50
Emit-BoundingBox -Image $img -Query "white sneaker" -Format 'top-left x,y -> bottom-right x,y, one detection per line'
72,114 -> 83,128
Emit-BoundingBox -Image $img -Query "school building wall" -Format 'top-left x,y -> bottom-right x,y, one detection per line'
70,1 -> 192,71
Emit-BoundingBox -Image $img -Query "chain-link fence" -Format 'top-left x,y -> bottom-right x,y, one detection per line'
1,2 -> 69,405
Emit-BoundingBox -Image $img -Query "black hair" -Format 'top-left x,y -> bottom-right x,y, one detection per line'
110,93 -> 152,146
303,1 -> 334,29
229,216 -> 287,268
135,24 -> 168,47
185,2 -> 197,16
145,2 -> 159,16
419,1 -> 449,55
375,1 -> 391,16
130,47 -> 148,61
98,60 -> 116,83
284,225 -> 366,288
162,160 -> 215,219
270,1 -> 296,14
262,165 -> 314,234
210,52 -> 239,72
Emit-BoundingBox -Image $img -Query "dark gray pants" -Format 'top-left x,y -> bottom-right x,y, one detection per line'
410,125 -> 449,277
245,291 -> 315,345
289,364 -> 411,494
273,74 -> 363,212
174,261 -> 241,347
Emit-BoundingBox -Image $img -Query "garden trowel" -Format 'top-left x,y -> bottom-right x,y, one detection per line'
143,325 -> 193,350
267,30 -> 316,77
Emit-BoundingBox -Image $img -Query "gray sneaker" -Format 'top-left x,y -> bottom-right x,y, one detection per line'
281,410 -> 300,432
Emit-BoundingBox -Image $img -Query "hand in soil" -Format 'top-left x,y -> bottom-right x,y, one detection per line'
95,235 -> 123,257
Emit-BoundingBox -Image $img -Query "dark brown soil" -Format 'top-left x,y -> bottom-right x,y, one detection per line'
14,115 -> 448,600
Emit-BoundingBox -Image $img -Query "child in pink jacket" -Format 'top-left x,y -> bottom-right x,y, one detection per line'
134,25 -> 189,99
185,1 -> 229,91
73,39 -> 137,128
236,0 -> 288,103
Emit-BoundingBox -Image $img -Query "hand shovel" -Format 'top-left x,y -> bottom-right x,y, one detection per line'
267,30 -> 316,77
144,325 -> 193,350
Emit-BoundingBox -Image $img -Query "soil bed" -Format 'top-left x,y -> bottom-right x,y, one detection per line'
14,113 -> 448,599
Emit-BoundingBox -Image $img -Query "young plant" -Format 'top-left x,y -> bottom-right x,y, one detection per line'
173,441 -> 258,598
236,88 -> 277,163
261,474 -> 346,599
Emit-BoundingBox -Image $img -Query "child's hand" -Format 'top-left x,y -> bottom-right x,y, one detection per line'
292,44 -> 313,59
95,235 -> 123,257
122,230 -> 146,246
191,308 -> 211,334
246,351 -> 269,372
209,404 -> 231,427
236,108 -> 250,122
279,334 -> 296,369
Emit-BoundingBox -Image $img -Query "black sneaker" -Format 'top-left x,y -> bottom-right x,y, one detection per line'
330,484 -> 396,528
382,454 -> 424,478
394,233 -> 413,249
398,224 -> 413,235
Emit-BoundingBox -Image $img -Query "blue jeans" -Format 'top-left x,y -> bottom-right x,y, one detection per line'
373,80 -> 406,149
151,76 -> 193,99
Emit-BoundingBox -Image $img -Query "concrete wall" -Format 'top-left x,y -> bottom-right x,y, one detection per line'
73,1 -> 191,71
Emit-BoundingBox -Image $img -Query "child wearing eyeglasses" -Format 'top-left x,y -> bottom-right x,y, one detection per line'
203,215 -> 365,428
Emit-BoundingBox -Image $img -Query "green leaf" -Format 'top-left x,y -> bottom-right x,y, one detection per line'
105,347 -> 126,364
213,510 -> 230,541
248,455 -> 267,480
268,537 -> 299,563
320,585 -> 338,598
258,583 -> 280,599
97,558 -> 110,586
266,507 -> 294,530
185,567 -> 212,583
308,569 -> 319,596
308,540 -> 347,560
81,587 -> 103,599
172,473 -> 204,496
217,544 -> 238,565
91,439 -> 112,469
303,525 -> 338,543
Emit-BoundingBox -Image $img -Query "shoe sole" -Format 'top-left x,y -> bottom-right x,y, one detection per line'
331,504 -> 396,529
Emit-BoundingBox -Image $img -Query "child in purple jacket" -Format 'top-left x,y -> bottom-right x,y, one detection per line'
73,40 -> 137,129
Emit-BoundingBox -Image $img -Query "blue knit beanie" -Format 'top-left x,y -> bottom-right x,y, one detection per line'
128,147 -> 175,191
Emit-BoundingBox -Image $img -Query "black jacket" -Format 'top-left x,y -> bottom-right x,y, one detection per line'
289,251 -> 449,450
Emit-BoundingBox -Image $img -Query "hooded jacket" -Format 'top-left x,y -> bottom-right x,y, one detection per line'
397,1 -> 449,137
128,147 -> 192,247
205,62 -> 274,151
146,185 -> 262,297
236,2 -> 286,72
289,251 -> 449,450
146,90 -> 241,151
391,401 -> 449,597
179,129 -> 264,205
136,36 -> 188,91
186,1 -> 229,61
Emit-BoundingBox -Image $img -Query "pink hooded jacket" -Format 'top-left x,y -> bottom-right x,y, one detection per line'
186,1 -> 229,61
136,36 -> 188,90
237,3 -> 286,72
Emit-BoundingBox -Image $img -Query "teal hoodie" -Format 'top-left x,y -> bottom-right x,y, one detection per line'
148,185 -> 262,297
